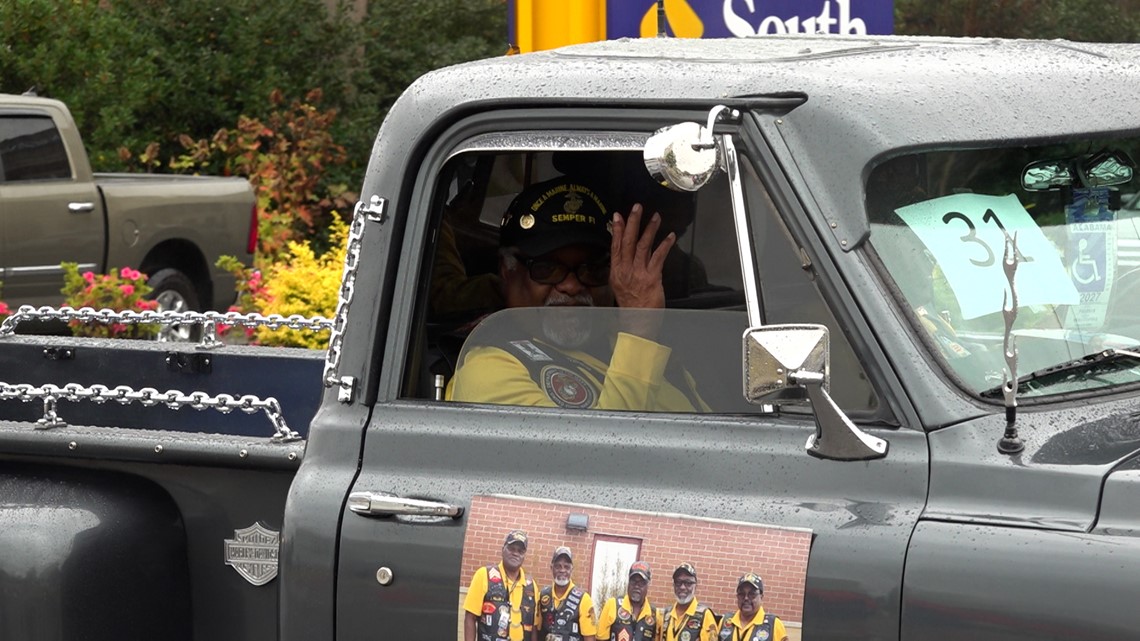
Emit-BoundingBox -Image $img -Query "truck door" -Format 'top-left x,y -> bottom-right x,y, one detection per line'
333,110 -> 929,641
0,113 -> 104,306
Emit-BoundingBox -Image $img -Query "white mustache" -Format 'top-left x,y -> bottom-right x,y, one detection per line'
545,291 -> 593,306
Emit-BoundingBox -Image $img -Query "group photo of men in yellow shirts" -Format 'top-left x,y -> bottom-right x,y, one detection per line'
462,529 -> 789,641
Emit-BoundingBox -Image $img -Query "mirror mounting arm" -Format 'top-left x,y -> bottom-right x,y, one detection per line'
801,374 -> 889,461
692,105 -> 741,151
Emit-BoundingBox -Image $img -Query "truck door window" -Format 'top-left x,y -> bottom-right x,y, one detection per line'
405,144 -> 880,418
0,115 -> 71,182
407,148 -> 752,412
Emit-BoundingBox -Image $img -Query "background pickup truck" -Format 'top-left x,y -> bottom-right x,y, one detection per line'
3,35 -> 1140,641
0,93 -> 256,315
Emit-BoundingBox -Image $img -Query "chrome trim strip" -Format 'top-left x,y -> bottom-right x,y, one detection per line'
5,263 -> 97,276
722,134 -> 763,328
446,131 -> 648,160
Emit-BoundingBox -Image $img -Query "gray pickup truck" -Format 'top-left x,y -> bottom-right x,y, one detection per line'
3,35 -> 1140,641
0,93 -> 256,316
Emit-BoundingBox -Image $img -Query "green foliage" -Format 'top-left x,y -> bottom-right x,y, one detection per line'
60,263 -> 160,339
126,0 -> 357,163
362,0 -> 507,114
0,0 -> 162,166
171,89 -> 350,262
1,0 -> 359,173
895,0 -> 1140,41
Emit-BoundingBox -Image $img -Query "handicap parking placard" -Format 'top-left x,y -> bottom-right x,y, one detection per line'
1064,188 -> 1116,330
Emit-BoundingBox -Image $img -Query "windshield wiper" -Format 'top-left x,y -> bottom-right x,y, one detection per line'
980,347 -> 1140,398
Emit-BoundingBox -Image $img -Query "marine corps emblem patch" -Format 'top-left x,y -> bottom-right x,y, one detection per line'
541,365 -> 595,408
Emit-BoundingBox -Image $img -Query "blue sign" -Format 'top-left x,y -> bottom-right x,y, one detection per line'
607,0 -> 893,39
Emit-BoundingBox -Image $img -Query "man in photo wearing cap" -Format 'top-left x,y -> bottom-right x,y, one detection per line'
715,573 -> 787,641
448,175 -> 706,411
663,563 -> 718,641
535,546 -> 596,641
597,561 -> 661,641
464,530 -> 537,641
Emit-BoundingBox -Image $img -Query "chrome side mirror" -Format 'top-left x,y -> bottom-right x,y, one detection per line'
744,324 -> 888,461
643,121 -> 721,192
644,106 -> 739,192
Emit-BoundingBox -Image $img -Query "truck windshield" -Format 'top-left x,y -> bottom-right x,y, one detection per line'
866,139 -> 1140,398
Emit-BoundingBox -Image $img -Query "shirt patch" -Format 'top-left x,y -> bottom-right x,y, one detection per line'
681,632 -> 691,641
755,630 -> 769,641
542,365 -> 596,408
510,340 -> 553,362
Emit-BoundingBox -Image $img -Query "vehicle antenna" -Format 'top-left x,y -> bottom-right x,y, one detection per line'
657,0 -> 670,37
997,232 -> 1025,454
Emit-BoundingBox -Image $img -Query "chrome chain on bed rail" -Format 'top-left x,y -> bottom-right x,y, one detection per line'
322,195 -> 387,402
0,197 -> 386,404
0,381 -> 301,442
0,307 -> 333,348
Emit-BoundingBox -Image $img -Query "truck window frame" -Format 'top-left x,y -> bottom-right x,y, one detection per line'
376,108 -> 895,427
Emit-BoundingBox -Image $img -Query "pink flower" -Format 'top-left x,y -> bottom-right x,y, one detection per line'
83,272 -> 96,284
121,267 -> 141,281
0,302 -> 10,315
119,284 -> 135,296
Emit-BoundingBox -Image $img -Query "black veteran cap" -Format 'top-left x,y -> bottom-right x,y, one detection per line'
673,563 -> 697,579
628,561 -> 652,580
737,573 -> 764,594
504,530 -> 528,549
552,546 -> 573,562
500,176 -> 612,257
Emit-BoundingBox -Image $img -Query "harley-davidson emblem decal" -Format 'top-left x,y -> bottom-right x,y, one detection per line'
224,522 -> 280,586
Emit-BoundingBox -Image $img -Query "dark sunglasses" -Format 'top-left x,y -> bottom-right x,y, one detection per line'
522,255 -> 610,287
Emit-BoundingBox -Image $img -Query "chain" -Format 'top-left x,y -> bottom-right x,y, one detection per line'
0,198 -> 385,401
0,306 -> 332,348
322,197 -> 385,399
0,381 -> 302,442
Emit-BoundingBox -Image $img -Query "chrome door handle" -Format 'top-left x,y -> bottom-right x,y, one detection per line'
348,491 -> 464,519
68,202 -> 95,213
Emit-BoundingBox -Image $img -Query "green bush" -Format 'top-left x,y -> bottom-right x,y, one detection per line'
1,0 -> 360,173
0,0 -> 162,165
218,215 -> 349,348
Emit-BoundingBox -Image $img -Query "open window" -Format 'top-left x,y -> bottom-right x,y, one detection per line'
400,130 -> 880,419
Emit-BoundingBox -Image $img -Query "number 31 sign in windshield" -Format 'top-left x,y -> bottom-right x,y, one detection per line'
897,193 -> 1078,320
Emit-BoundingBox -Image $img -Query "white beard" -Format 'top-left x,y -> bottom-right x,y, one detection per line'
541,292 -> 594,349
554,577 -> 571,587
676,594 -> 695,605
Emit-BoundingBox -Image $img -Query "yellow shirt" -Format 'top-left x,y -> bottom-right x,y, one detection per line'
449,332 -> 708,412
597,595 -> 661,641
463,563 -> 534,641
663,600 -> 718,641
721,608 -> 787,641
537,582 -> 598,636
